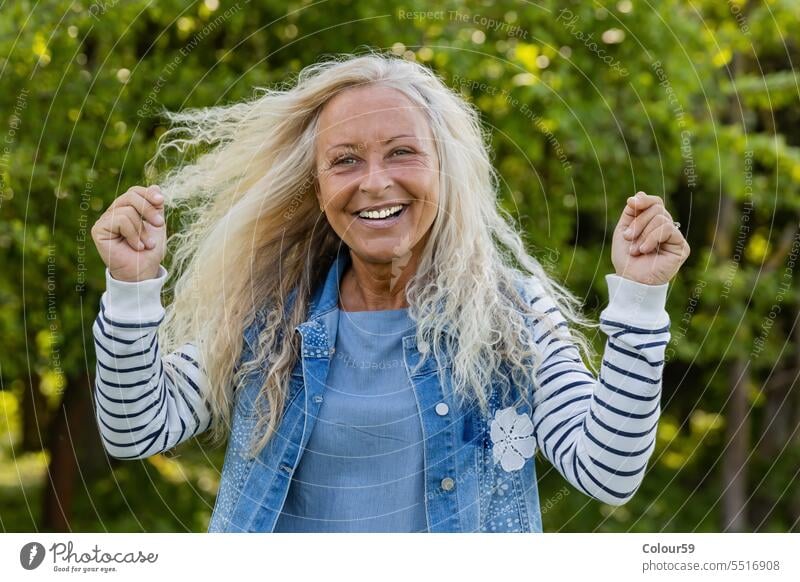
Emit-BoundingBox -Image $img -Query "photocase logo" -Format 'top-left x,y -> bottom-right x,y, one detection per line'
19,542 -> 46,570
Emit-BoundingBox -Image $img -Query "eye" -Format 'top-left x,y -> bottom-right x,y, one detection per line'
332,155 -> 357,166
391,148 -> 414,157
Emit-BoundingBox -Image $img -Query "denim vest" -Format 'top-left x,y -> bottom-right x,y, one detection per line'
207,251 -> 543,533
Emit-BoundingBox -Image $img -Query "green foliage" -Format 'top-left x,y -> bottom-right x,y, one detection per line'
1,0 -> 798,532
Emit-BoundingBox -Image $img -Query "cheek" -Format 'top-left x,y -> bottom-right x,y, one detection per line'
400,166 -> 438,199
421,172 -> 440,211
318,175 -> 354,208
409,185 -> 439,231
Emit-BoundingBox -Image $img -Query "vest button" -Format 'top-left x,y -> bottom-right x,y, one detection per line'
313,395 -> 323,404
440,477 -> 455,491
435,402 -> 449,416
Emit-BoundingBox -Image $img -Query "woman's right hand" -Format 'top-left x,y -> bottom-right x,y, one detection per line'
91,184 -> 167,282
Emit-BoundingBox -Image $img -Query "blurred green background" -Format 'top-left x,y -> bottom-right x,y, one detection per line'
1,0 -> 798,532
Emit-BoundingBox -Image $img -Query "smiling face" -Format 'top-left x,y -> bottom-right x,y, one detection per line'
314,85 -> 440,265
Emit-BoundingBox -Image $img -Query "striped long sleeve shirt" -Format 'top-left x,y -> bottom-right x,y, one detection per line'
527,273 -> 670,505
92,266 -> 670,505
92,265 -> 212,460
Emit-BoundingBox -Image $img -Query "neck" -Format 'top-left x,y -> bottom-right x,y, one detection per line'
339,242 -> 426,312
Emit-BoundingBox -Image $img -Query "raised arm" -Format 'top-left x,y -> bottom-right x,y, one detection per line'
90,184 -> 214,459
529,273 -> 670,506
92,265 -> 212,460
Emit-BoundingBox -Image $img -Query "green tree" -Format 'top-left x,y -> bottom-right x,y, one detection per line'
0,0 -> 797,532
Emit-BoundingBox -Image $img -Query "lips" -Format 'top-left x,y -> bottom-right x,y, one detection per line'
352,202 -> 411,215
353,203 -> 409,229
358,205 -> 404,220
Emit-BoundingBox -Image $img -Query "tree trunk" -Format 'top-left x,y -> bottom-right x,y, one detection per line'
721,356 -> 750,531
39,372 -> 103,531
20,371 -> 48,453
791,313 -> 800,531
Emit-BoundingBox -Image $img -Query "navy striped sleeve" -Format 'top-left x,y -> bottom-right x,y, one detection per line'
529,273 -> 670,506
91,265 -> 212,460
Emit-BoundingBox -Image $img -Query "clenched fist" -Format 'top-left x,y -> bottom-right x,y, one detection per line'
612,191 -> 690,286
91,184 -> 167,282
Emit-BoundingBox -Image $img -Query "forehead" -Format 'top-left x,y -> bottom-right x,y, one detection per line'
316,85 -> 432,148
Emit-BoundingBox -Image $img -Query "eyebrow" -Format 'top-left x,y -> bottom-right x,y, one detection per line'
325,134 -> 417,154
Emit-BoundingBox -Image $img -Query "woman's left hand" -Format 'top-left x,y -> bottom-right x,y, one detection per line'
611,191 -> 691,286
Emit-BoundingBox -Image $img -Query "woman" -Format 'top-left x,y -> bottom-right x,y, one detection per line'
90,51 -> 690,533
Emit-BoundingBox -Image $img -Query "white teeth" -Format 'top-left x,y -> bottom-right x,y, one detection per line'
358,204 -> 404,219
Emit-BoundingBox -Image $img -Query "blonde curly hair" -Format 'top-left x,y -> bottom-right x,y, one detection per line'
144,49 -> 600,459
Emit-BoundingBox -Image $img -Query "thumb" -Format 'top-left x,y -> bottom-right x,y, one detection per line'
617,198 -> 638,231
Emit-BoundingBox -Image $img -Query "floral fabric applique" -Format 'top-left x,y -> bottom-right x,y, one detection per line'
490,406 -> 536,471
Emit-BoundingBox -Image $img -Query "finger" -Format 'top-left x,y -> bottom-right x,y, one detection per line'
129,187 -> 165,224
93,205 -> 140,241
116,205 -> 160,249
91,213 -> 117,241
116,212 -> 148,250
635,210 -> 675,247
123,205 -> 159,248
116,189 -> 165,227
130,184 -> 165,208
624,191 -> 664,217
622,203 -> 667,240
109,185 -> 164,210
637,215 -> 680,254
631,207 -> 674,245
619,192 -> 662,231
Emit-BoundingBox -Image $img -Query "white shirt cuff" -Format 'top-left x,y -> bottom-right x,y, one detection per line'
600,273 -> 670,326
102,265 -> 168,322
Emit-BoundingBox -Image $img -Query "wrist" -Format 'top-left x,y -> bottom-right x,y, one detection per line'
103,265 -> 168,321
109,267 -> 161,283
613,272 -> 669,286
601,273 -> 669,325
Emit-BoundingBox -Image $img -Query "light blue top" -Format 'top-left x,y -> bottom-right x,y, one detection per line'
273,306 -> 428,532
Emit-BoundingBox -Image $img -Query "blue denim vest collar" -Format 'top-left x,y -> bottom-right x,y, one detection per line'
207,249 -> 543,533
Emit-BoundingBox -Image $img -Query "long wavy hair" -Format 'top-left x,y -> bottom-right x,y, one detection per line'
144,49 -> 600,460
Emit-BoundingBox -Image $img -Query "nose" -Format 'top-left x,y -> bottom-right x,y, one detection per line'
358,159 -> 392,194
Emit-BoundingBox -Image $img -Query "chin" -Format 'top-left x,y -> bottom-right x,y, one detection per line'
350,243 -> 413,264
